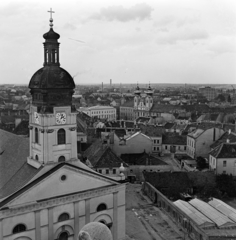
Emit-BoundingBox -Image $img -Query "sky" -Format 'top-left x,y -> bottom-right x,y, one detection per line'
0,0 -> 236,85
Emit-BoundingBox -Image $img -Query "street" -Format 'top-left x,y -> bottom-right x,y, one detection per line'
126,184 -> 191,240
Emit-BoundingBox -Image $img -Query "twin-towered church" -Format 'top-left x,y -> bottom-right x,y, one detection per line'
0,13 -> 126,240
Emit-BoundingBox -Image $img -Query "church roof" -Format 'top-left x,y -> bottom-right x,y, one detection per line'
29,66 -> 75,89
0,129 -> 41,199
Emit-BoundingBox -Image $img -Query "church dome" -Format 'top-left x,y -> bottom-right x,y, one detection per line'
43,28 -> 60,41
29,66 -> 75,89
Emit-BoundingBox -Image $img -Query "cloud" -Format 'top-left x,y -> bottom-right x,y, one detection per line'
157,27 -> 208,45
89,3 -> 153,22
64,23 -> 77,30
207,36 -> 236,55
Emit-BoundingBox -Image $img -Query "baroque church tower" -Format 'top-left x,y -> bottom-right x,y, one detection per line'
28,14 -> 77,168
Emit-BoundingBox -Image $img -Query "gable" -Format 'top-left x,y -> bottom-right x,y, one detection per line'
5,165 -> 117,208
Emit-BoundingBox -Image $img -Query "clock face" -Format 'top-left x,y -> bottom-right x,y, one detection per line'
34,112 -> 40,124
56,112 -> 66,124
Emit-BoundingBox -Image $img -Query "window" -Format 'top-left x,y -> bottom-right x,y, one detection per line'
58,213 -> 70,222
13,224 -> 26,234
113,169 -> 116,174
99,169 -> 102,173
35,155 -> 39,161
35,128 -> 39,143
223,161 -> 227,167
165,146 -> 167,150
97,203 -> 107,212
106,169 -> 109,174
58,156 -> 66,162
59,232 -> 69,240
58,129 -> 66,145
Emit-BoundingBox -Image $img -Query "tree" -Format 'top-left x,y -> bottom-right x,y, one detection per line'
216,174 -> 236,197
196,156 -> 208,170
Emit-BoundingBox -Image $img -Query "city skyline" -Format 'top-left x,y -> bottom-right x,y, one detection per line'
0,0 -> 236,85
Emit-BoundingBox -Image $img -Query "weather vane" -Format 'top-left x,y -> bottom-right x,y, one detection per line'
47,8 -> 55,28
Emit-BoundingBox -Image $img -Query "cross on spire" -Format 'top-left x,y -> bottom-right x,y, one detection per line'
47,8 -> 55,28
48,8 -> 55,19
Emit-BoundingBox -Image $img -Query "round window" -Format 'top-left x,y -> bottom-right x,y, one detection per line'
61,175 -> 67,181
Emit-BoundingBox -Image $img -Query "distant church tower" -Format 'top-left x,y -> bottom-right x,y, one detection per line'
28,14 -> 77,167
144,83 -> 154,110
134,84 -> 141,109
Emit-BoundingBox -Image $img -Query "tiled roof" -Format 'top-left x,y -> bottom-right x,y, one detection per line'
13,120 -> 29,135
120,100 -> 134,107
114,129 -> 126,138
210,131 -> 236,149
0,129 -> 41,199
83,141 -> 127,168
164,122 -> 175,129
182,104 -> 210,113
139,124 -> 164,137
150,104 -> 182,113
120,152 -> 167,166
210,143 -> 236,158
162,132 -> 187,145
94,147 -> 128,168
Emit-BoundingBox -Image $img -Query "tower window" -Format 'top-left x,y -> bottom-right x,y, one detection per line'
35,128 -> 39,143
58,129 -> 66,145
58,213 -> 70,222
59,232 -> 69,240
12,224 -> 26,234
97,203 -> 107,212
58,156 -> 66,162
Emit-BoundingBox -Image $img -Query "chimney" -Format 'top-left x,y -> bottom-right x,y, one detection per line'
226,139 -> 230,143
102,82 -> 103,92
228,129 -> 231,134
110,79 -> 112,87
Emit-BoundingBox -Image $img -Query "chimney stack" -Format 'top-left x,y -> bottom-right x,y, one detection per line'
228,129 -> 231,134
110,79 -> 112,87
102,82 -> 103,92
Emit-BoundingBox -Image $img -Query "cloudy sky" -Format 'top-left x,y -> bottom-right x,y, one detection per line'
0,0 -> 236,85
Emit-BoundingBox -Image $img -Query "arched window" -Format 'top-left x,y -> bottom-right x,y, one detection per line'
35,128 -> 39,143
35,155 -> 39,161
58,213 -> 70,222
12,224 -> 26,234
58,129 -> 66,145
58,156 -> 66,162
97,203 -> 107,212
59,232 -> 69,240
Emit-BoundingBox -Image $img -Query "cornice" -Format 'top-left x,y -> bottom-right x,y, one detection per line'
0,184 -> 125,219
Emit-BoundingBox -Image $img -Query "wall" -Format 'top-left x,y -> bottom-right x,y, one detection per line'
0,187 -> 126,240
196,128 -> 224,158
112,133 -> 152,156
216,158 -> 236,176
142,182 -> 209,240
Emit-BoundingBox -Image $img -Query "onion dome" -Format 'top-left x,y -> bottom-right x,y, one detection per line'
43,28 -> 60,41
145,83 -> 154,96
28,10 -> 75,110
134,83 -> 141,95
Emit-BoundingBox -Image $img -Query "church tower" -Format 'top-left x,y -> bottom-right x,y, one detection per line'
145,83 -> 154,110
134,84 -> 141,109
27,12 -> 77,168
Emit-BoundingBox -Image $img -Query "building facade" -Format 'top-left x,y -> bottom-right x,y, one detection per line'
80,106 -> 116,121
